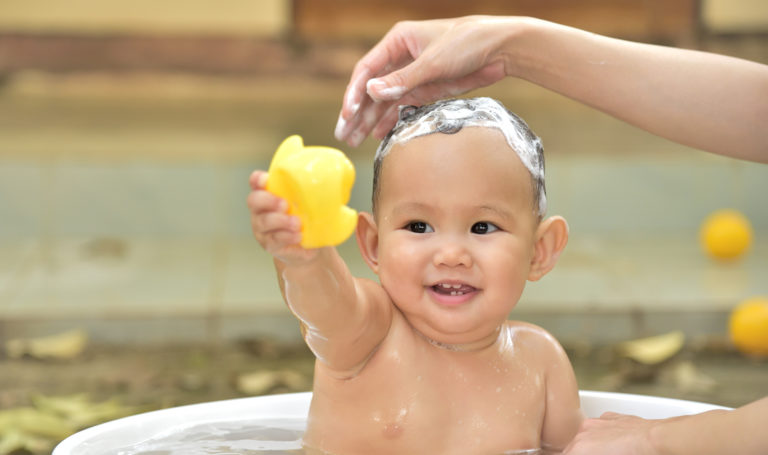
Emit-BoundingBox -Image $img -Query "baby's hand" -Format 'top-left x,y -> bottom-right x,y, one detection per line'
247,170 -> 318,264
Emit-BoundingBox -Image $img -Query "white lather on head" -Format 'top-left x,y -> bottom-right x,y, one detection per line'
375,97 -> 547,216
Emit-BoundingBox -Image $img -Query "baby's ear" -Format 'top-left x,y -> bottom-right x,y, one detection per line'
355,212 -> 380,274
528,216 -> 569,282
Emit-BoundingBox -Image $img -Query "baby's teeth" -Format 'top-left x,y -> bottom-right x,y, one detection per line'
438,283 -> 468,296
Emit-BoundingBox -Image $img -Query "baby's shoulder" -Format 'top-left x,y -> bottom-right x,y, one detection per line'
501,320 -> 567,359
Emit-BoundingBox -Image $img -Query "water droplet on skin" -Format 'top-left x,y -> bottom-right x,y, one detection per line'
382,423 -> 403,439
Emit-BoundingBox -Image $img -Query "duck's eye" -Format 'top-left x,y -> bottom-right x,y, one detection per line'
407,221 -> 433,233
471,222 -> 498,235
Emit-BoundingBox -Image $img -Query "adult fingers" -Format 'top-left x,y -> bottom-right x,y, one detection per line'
367,62 -> 507,139
338,67 -> 371,129
336,63 -> 411,143
365,57 -> 433,102
339,58 -> 507,145
367,80 -> 468,139
348,75 -> 463,144
337,90 -> 391,145
347,100 -> 400,147
337,20 -> 441,143
371,103 -> 401,140
339,23 -> 417,122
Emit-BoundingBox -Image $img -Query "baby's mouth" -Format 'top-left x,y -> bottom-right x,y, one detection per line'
431,282 -> 477,296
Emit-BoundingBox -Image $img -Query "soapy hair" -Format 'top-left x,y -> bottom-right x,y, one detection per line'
372,97 -> 546,217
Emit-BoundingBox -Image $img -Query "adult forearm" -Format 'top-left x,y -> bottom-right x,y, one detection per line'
507,18 -> 768,162
651,397 -> 768,455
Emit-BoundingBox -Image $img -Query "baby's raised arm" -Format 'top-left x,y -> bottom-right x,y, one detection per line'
247,170 -> 392,377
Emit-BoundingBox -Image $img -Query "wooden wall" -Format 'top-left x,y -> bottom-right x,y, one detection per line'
293,0 -> 699,43
0,0 -> 712,76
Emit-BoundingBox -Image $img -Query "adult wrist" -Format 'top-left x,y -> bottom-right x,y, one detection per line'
494,16 -> 549,80
647,417 -> 675,455
648,410 -> 731,455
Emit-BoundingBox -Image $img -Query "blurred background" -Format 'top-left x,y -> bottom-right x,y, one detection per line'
0,0 -> 766,452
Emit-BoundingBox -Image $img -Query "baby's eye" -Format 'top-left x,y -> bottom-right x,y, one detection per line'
406,221 -> 434,234
471,222 -> 499,235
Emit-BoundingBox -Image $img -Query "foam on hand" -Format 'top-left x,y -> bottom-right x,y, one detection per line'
266,135 -> 357,249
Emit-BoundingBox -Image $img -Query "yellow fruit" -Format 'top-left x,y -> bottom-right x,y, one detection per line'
729,297 -> 768,356
700,209 -> 752,260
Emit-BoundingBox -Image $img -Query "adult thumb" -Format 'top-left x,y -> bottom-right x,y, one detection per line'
366,61 -> 429,101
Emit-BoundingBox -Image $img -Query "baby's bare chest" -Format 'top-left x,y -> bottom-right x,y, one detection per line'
307,347 -> 547,454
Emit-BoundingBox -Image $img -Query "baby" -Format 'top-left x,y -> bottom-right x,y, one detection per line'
247,97 -> 584,455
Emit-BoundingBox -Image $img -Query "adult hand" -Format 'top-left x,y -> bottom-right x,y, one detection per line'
335,16 -> 515,146
335,15 -> 768,161
562,401 -> 768,455
561,412 -> 661,455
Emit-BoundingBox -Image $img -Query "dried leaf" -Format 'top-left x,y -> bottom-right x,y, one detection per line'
32,394 -> 139,428
618,331 -> 685,365
0,428 -> 54,455
5,329 -> 88,360
0,407 -> 75,440
663,360 -> 718,393
0,394 -> 144,455
236,370 -> 309,395
236,371 -> 281,395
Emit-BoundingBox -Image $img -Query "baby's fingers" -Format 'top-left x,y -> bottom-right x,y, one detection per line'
246,187 -> 287,216
248,170 -> 269,191
253,211 -> 300,236
267,230 -> 303,250
250,210 -> 301,249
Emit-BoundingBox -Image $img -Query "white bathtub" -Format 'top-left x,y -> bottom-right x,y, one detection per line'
54,391 -> 729,454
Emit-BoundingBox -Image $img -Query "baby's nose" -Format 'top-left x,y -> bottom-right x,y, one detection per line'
433,240 -> 473,268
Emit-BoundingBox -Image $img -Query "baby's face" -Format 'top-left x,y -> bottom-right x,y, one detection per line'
373,128 -> 540,346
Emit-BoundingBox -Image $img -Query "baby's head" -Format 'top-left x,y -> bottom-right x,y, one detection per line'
372,97 -> 546,218
357,97 -> 567,346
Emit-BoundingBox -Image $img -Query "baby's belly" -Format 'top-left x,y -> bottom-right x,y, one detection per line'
303,384 -> 543,455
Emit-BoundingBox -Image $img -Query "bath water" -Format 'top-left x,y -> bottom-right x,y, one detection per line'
98,418 -> 305,455
90,418 -> 542,455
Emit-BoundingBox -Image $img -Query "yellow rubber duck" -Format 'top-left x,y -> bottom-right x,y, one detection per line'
266,135 -> 357,248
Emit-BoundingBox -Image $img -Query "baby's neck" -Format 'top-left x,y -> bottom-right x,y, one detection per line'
413,325 -> 502,353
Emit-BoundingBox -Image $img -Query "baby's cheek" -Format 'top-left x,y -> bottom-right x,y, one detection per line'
379,242 -> 425,288
381,237 -> 423,266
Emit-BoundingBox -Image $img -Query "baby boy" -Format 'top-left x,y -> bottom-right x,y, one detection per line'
247,97 -> 584,454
